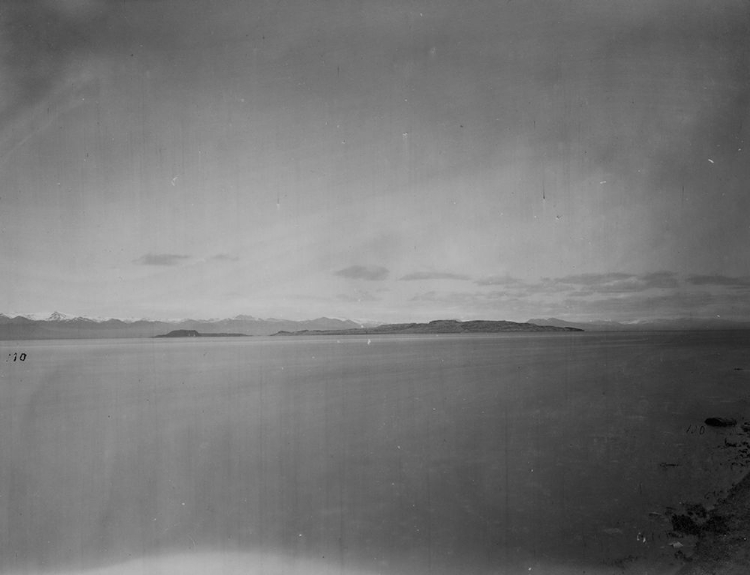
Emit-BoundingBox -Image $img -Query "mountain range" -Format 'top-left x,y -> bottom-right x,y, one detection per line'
0,313 -> 367,340
1,313 -> 748,340
527,317 -> 750,331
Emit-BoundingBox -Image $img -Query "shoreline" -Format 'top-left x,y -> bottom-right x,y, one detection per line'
677,441 -> 750,573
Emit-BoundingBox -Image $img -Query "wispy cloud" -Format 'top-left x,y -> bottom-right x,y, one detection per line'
474,275 -> 560,296
537,271 -> 679,295
400,271 -> 470,281
406,281 -> 750,322
134,253 -> 191,266
561,290 -> 750,319
570,274 -> 679,295
553,273 -> 635,286
211,254 -> 239,262
475,272 -> 679,295
641,272 -> 679,289
686,274 -> 750,288
475,275 -> 528,287
334,265 -> 389,281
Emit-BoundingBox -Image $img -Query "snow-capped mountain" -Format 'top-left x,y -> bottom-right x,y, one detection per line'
47,311 -> 76,321
0,313 -> 368,339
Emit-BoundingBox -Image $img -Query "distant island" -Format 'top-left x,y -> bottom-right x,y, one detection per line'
272,319 -> 583,336
155,330 -> 248,338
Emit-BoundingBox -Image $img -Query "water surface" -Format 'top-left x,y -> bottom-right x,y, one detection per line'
1,332 -> 749,574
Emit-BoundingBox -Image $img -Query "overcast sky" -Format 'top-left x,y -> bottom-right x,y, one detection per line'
1,0 -> 748,322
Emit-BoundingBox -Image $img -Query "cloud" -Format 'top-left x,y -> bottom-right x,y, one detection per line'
686,274 -> 750,288
472,272 -> 681,302
400,267 -> 750,321
211,253 -> 239,262
560,289 -> 750,320
134,253 -> 191,266
640,271 -> 679,289
542,272 -> 679,294
475,275 -> 527,287
474,275 -> 562,296
553,273 -> 635,286
399,271 -> 470,281
334,265 -> 389,281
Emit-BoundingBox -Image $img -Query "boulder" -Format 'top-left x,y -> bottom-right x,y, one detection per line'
705,417 -> 737,428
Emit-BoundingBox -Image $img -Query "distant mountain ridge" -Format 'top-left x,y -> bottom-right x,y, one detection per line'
0,312 -> 366,340
273,319 -> 583,336
527,317 -> 750,331
2,312 -> 748,340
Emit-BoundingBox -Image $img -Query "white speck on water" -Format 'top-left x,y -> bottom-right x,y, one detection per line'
708,158 -> 714,163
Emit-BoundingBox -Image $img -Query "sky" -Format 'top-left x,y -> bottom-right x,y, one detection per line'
1,0 -> 749,322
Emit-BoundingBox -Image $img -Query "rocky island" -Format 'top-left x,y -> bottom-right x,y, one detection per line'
155,330 -> 248,338
272,319 -> 583,336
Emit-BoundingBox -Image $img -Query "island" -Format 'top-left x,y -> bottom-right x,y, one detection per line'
272,319 -> 583,336
154,330 -> 248,338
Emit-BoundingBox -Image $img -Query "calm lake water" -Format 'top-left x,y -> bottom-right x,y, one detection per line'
1,332 -> 749,575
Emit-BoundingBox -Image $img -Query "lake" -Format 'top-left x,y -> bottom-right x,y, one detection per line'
1,332 -> 749,575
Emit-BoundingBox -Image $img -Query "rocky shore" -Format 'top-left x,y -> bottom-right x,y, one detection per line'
676,420 -> 750,574
676,472 -> 750,574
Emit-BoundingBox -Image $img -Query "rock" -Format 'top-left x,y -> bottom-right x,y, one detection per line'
671,514 -> 702,536
686,503 -> 707,518
705,417 -> 737,428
